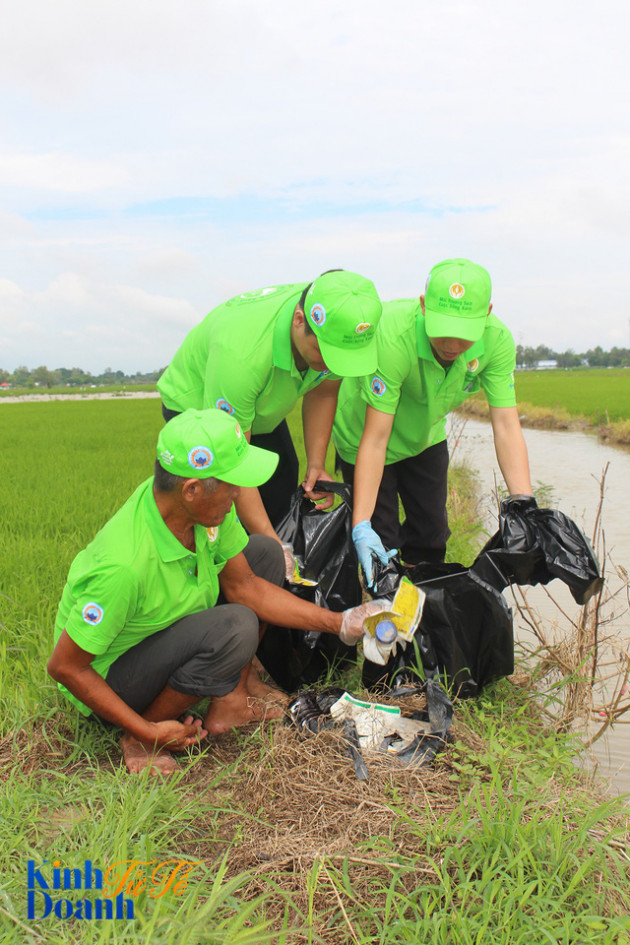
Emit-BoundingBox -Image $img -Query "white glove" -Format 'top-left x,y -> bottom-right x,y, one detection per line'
281,542 -> 296,582
339,599 -> 389,645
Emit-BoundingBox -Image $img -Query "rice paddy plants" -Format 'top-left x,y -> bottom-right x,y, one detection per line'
513,369 -> 630,424
1,399 -> 629,943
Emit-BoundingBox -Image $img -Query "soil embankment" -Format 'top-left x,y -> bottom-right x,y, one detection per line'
457,397 -> 630,449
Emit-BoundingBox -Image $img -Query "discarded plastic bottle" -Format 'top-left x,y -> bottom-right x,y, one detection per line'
375,619 -> 397,644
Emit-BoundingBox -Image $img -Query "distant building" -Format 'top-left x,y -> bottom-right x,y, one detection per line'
535,359 -> 558,370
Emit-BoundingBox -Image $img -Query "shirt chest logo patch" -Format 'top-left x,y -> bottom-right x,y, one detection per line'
466,358 -> 479,373
82,602 -> 104,625
371,376 -> 386,396
215,398 -> 235,415
206,527 -> 219,542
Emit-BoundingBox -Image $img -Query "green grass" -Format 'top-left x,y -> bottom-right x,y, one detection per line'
1,400 -> 629,944
514,369 -> 630,423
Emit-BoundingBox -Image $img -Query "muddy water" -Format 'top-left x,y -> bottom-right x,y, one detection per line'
449,418 -> 630,795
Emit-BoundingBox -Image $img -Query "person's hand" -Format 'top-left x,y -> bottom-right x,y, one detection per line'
281,542 -> 296,582
501,494 -> 539,514
302,468 -> 335,510
340,599 -> 389,644
352,520 -> 397,588
148,718 -> 207,752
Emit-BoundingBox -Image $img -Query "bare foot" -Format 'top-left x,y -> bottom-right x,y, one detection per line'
247,662 -> 290,705
205,694 -> 284,736
120,733 -> 179,776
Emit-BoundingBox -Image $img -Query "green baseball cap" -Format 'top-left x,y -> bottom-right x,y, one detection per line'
423,258 -> 492,342
304,270 -> 382,376
157,408 -> 279,486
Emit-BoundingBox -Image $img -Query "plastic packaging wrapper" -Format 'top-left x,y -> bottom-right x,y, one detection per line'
286,681 -> 453,779
256,481 -> 363,692
473,495 -> 604,605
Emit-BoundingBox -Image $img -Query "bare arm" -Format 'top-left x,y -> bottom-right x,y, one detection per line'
302,379 -> 342,506
47,631 -> 199,749
489,405 -> 533,495
352,406 -> 396,527
219,551 -> 342,635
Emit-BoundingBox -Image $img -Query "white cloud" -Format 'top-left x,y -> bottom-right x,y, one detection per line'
0,153 -> 129,193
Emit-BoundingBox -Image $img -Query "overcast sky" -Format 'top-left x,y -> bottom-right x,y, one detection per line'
1,0 -> 629,373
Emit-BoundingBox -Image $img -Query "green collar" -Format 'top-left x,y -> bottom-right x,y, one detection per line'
144,480 -> 208,563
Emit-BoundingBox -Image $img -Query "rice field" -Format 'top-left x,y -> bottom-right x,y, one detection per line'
514,369 -> 630,423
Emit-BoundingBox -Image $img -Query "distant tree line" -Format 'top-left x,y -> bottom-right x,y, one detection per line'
2,345 -> 629,389
515,345 -> 630,369
0,365 -> 164,389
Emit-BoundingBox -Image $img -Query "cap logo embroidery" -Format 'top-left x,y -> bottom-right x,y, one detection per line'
82,602 -> 104,625
216,398 -> 235,415
371,376 -> 386,396
310,303 -> 327,326
159,448 -> 175,466
188,446 -> 214,469
235,422 -> 242,438
466,358 -> 479,373
449,283 -> 465,299
355,322 -> 371,334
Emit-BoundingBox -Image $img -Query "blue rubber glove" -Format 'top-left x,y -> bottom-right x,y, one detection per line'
352,520 -> 397,588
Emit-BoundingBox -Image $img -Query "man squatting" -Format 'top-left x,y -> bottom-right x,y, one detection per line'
48,409 -> 382,775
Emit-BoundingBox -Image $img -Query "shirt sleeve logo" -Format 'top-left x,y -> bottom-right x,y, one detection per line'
215,398 -> 235,415
188,446 -> 214,469
449,282 -> 465,299
310,303 -> 327,326
371,376 -> 386,396
82,602 -> 104,625
355,322 -> 371,334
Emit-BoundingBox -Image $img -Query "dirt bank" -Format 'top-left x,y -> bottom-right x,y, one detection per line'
456,398 -> 630,450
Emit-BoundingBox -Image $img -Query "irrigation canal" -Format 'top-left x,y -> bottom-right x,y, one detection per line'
451,417 -> 630,796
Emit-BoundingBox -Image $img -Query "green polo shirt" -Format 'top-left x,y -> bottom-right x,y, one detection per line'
333,299 -> 517,465
157,284 -> 337,434
54,477 -> 248,716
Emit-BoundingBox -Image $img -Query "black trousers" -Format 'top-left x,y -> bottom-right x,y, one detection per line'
338,440 -> 451,565
161,402 -> 298,530
249,422 -> 299,528
104,536 -> 284,714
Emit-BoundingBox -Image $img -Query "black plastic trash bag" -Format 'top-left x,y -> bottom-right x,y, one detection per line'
256,481 -> 362,692
362,498 -> 604,696
286,680 -> 453,779
363,557 -> 514,697
472,495 -> 603,605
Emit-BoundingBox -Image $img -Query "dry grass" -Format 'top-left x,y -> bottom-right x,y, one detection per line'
509,467 -> 630,746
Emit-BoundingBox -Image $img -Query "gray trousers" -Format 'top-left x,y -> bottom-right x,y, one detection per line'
104,536 -> 285,714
